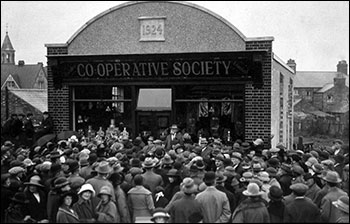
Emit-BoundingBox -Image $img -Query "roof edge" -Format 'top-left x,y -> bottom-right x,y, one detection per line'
273,53 -> 295,74
65,1 -> 249,45
246,36 -> 274,42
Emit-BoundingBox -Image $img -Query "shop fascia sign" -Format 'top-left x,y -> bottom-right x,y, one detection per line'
49,50 -> 265,83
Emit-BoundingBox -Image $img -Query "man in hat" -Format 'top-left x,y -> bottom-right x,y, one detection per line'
165,124 -> 183,151
195,171 -> 231,223
277,163 -> 293,196
304,172 -> 321,202
215,172 -> 236,213
284,183 -> 321,223
86,161 -> 115,202
332,139 -> 344,156
320,171 -> 347,223
267,185 -> 285,223
168,177 -> 202,223
67,160 -> 85,193
141,157 -> 163,193
4,192 -> 32,223
231,182 -> 270,223
332,195 -> 349,223
23,175 -> 48,222
35,111 -> 54,141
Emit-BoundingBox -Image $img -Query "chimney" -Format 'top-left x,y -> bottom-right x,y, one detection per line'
18,60 -> 25,66
287,59 -> 296,72
334,73 -> 346,88
337,60 -> 348,75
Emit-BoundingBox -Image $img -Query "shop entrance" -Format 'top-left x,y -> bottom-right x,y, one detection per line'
136,88 -> 172,140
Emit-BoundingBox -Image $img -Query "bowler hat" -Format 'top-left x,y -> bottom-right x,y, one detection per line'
11,192 -> 29,204
95,161 -> 113,174
265,167 -> 278,178
154,147 -> 165,159
181,177 -> 198,194
243,182 -> 263,196
196,160 -> 206,170
322,171 -> 342,183
68,160 -> 80,173
290,183 -> 308,195
312,163 -> 323,174
161,154 -> 173,165
268,185 -> 283,201
170,124 -> 179,130
24,175 -> 44,188
332,195 -> 349,214
231,152 -> 243,161
267,158 -> 280,168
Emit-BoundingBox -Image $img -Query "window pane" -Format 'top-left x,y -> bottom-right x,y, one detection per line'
137,88 -> 171,111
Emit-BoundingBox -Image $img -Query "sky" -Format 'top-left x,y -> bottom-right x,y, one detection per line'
1,1 -> 349,71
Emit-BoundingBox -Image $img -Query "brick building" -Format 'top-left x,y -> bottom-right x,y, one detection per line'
1,31 -> 48,125
45,1 -> 294,148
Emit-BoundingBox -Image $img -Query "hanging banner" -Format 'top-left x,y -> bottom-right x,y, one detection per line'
221,97 -> 232,115
199,98 -> 208,117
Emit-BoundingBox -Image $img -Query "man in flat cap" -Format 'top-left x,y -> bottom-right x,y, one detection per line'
284,183 -> 321,223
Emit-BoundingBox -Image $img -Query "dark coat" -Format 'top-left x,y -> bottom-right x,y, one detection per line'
284,197 -> 321,223
216,185 -> 237,213
1,186 -> 15,223
168,194 -> 202,223
267,200 -> 286,223
72,196 -> 99,223
231,197 -> 270,223
164,132 -> 183,150
24,187 -> 48,221
278,174 -> 292,196
47,189 -> 63,223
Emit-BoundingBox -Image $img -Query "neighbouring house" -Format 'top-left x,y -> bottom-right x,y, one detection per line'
293,60 -> 349,137
1,31 -> 48,125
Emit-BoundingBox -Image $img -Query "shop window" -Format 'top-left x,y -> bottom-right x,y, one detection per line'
72,86 -> 131,134
174,85 -> 244,142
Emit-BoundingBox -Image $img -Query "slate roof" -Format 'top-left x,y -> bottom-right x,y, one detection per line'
1,33 -> 15,51
317,83 -> 334,93
10,89 -> 48,112
1,64 -> 44,89
294,71 -> 349,88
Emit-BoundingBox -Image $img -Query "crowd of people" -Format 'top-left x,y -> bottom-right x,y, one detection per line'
1,122 -> 349,223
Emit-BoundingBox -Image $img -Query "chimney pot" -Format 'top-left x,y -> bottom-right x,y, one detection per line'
287,59 -> 296,72
337,60 -> 348,75
18,60 -> 25,66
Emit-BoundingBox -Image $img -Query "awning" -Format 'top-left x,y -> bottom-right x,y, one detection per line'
136,88 -> 171,111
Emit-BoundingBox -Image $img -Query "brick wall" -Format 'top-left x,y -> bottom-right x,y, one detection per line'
47,47 -> 70,134
245,40 -> 272,146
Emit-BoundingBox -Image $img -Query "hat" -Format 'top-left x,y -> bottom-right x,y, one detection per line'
332,196 -> 349,214
23,158 -> 35,167
249,178 -> 263,188
154,147 -> 165,158
323,171 -> 342,183
150,207 -> 170,222
310,151 -> 319,159
129,167 -> 143,176
270,148 -> 280,153
170,124 -> 179,130
333,139 -> 344,145
167,168 -> 180,177
312,163 -> 323,174
95,161 -> 113,174
240,171 -> 254,182
290,183 -> 309,195
276,142 -> 286,150
280,163 -> 292,173
161,154 -> 174,165
4,140 -> 14,147
292,165 -> 304,175
265,167 -> 278,177
253,138 -> 264,146
10,160 -> 24,168
243,183 -> 263,196
98,185 -> 113,198
24,175 -> 44,187
305,157 -> 318,167
142,157 -> 156,168
79,158 -> 89,167
54,177 -> 70,189
203,171 -> 216,184
321,159 -> 334,167
10,192 -> 29,204
233,143 -> 241,150
50,151 -> 61,159
268,185 -> 283,201
9,166 -> 25,175
231,177 -> 240,186
267,158 -> 280,168
181,177 -> 198,194
231,152 -> 243,161
196,160 -> 206,170
78,183 -> 95,197
258,171 -> 270,182
252,163 -> 263,172
68,160 -> 80,173
215,172 -> 227,183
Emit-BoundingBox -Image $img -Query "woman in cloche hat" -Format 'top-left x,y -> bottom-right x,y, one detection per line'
95,185 -> 118,223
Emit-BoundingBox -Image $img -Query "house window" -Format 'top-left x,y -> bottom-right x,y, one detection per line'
305,90 -> 312,100
294,89 -> 299,96
6,81 -> 16,89
326,95 -> 334,103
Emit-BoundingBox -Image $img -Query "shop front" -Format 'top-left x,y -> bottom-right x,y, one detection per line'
49,50 -> 264,141
46,1 -> 278,146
